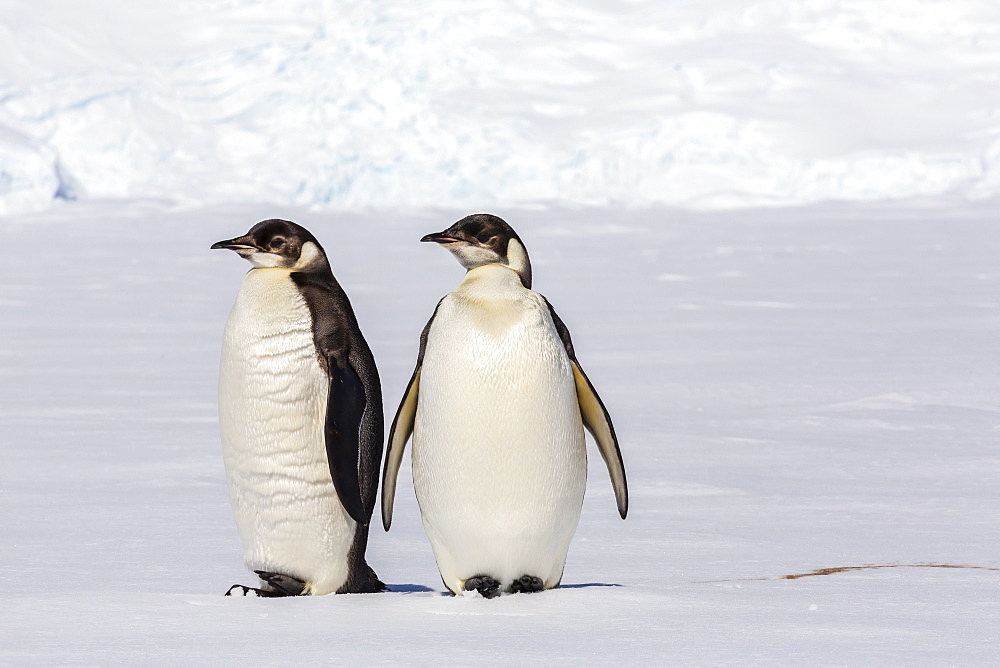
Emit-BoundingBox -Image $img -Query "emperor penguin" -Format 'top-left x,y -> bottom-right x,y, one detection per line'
381,213 -> 627,598
212,219 -> 385,596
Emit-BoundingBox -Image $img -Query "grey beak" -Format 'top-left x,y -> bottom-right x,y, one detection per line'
211,235 -> 255,251
420,232 -> 460,244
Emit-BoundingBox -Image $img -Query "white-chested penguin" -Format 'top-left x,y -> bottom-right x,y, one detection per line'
381,213 -> 627,598
212,219 -> 384,596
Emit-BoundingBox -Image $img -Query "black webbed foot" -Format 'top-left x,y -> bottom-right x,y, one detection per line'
463,575 -> 501,599
254,570 -> 308,596
225,583 -> 286,597
508,575 -> 545,594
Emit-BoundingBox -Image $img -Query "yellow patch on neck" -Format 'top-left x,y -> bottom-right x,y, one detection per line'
460,263 -> 521,287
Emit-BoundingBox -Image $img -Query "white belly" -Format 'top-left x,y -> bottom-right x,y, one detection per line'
412,274 -> 586,594
218,268 -> 354,595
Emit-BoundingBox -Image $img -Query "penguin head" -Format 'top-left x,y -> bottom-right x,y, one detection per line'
421,213 -> 532,288
211,219 -> 328,271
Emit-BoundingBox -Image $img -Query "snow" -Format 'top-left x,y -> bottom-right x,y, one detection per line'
2,1 -> 1000,215
1,1 -> 999,663
1,200 -> 998,664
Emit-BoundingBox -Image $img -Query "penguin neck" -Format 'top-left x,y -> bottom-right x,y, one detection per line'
246,266 -> 295,283
247,266 -> 292,277
456,264 -> 528,299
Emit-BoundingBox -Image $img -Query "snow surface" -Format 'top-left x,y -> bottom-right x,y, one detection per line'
2,0 -> 1000,215
2,200 -> 998,664
2,1 -> 999,663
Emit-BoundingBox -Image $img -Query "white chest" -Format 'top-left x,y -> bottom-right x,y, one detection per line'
219,269 -> 325,440
417,265 -> 579,430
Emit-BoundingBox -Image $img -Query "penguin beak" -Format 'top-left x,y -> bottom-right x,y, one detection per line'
420,232 -> 460,244
211,235 -> 257,252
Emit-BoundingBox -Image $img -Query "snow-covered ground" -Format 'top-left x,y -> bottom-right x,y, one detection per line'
2,0 -> 999,663
1,200 -> 998,664
2,0 -> 1000,215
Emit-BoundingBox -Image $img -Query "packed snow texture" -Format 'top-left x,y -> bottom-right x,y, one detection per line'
2,1 -> 999,663
2,0 -> 1000,215
1,201 -> 998,664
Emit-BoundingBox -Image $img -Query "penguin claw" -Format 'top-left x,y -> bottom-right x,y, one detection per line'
224,583 -> 284,597
225,584 -> 252,597
463,575 -> 501,599
508,575 -> 545,594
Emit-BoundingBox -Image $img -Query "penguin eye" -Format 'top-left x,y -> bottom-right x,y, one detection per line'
269,237 -> 286,251
476,232 -> 492,244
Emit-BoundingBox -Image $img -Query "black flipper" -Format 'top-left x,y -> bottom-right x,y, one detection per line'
325,351 -> 368,525
292,269 -> 384,529
545,299 -> 629,519
381,367 -> 419,531
382,300 -> 442,530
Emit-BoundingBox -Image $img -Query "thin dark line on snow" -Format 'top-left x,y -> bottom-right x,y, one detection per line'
694,563 -> 1000,583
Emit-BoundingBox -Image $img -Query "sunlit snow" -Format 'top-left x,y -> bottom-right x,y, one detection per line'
2,1 -> 1000,214
1,1 -> 999,665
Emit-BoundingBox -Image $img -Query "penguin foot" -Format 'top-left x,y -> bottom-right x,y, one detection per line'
224,584 -> 287,598
508,575 -> 545,594
463,575 -> 501,599
254,570 -> 308,596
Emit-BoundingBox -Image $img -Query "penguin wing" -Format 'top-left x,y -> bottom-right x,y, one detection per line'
381,301 -> 441,531
546,300 -> 629,519
351,344 -> 385,523
323,347 -> 369,526
291,271 -> 376,526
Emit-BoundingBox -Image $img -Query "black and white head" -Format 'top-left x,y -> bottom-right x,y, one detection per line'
421,213 -> 532,288
211,219 -> 329,272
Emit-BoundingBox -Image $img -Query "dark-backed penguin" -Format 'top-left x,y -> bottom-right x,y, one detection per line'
212,219 -> 384,596
380,213 -> 627,598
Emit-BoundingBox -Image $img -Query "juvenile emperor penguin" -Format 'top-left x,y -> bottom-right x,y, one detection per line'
381,213 -> 627,598
212,219 -> 385,596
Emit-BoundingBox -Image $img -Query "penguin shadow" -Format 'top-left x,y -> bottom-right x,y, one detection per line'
384,583 -> 622,596
386,583 -> 437,593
